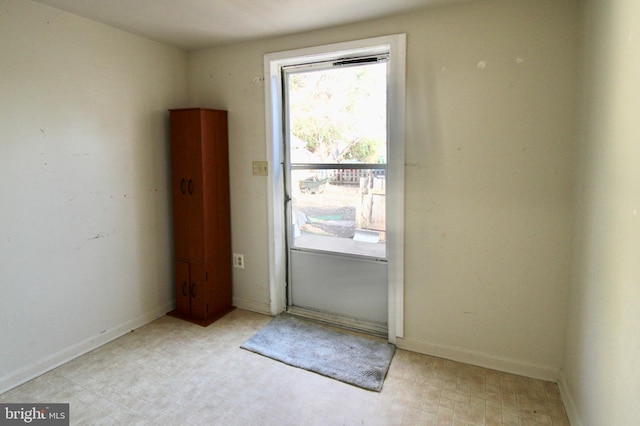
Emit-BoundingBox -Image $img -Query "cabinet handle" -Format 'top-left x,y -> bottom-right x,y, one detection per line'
188,179 -> 193,195
182,281 -> 187,297
180,178 -> 186,194
191,282 -> 196,298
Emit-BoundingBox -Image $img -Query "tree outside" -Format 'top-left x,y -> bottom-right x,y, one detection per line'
288,62 -> 387,164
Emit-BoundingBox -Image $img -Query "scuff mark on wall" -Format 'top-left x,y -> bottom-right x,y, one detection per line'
405,162 -> 424,169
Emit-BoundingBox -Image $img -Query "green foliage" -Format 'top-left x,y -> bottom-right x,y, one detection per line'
343,138 -> 377,162
288,63 -> 386,163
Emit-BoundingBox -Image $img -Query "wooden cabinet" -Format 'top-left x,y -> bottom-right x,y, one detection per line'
167,108 -> 233,326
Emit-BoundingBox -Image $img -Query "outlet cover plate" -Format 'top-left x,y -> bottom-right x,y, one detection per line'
233,253 -> 244,269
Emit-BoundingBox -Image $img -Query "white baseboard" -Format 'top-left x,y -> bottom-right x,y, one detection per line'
232,297 -> 271,316
0,302 -> 173,395
558,372 -> 583,426
396,336 -> 560,382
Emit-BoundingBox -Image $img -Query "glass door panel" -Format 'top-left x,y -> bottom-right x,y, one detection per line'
290,167 -> 386,258
286,61 -> 388,260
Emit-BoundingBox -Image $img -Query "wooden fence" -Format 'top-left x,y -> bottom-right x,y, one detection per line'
330,168 -> 385,185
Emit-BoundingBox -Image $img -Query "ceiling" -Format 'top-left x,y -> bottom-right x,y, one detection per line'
33,0 -> 468,51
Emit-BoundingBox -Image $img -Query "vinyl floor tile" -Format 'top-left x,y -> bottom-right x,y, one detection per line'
0,309 -> 570,425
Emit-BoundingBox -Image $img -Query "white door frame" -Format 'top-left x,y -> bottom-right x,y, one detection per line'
263,34 -> 406,342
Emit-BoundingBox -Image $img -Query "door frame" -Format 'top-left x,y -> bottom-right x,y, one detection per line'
263,34 -> 406,343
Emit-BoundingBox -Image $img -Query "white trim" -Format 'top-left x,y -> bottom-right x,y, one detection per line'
264,54 -> 287,316
387,34 -> 406,341
0,302 -> 173,394
232,297 -> 272,316
263,34 -> 406,342
396,336 -> 561,382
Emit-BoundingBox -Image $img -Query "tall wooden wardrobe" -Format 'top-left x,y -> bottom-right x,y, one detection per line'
167,108 -> 233,326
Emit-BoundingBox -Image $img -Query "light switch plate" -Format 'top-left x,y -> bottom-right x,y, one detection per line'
252,161 -> 268,176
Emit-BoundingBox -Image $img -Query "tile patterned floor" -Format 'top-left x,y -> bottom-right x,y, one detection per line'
0,309 -> 569,425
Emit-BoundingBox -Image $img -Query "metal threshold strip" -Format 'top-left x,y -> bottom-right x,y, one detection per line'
286,306 -> 388,338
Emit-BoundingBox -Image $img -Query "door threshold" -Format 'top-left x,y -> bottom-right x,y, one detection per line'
286,306 -> 388,339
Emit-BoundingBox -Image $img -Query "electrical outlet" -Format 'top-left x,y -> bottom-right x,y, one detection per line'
233,253 -> 244,269
252,161 -> 268,176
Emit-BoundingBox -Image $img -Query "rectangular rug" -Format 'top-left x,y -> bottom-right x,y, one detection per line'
240,314 -> 395,391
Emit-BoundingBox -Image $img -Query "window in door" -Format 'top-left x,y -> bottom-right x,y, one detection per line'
285,58 -> 388,260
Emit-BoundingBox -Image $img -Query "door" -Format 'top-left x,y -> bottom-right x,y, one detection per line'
170,109 -> 206,262
174,260 -> 209,319
284,57 -> 389,335
174,260 -> 191,315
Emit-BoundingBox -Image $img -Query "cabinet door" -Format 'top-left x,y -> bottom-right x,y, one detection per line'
170,110 -> 206,261
171,112 -> 195,260
174,260 -> 191,315
186,132 -> 207,262
189,263 -> 209,320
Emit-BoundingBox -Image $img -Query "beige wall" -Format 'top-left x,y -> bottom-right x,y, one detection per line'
0,0 -> 188,391
11,2 -> 626,418
3,1 -> 637,422
189,0 -> 578,379
561,0 -> 640,425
